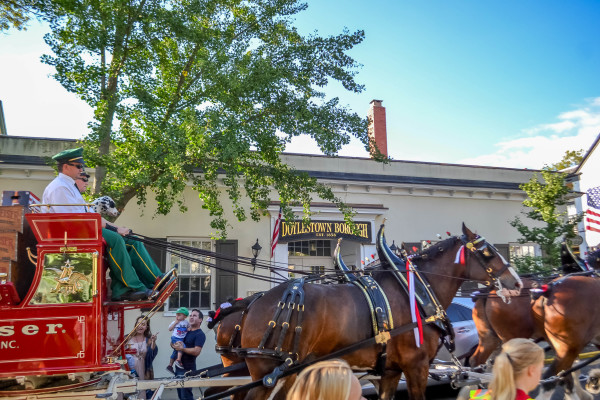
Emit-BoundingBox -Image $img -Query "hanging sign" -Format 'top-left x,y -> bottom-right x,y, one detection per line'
278,220 -> 372,243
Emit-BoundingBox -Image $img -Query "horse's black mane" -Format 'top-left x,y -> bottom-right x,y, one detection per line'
206,292 -> 264,329
408,236 -> 460,263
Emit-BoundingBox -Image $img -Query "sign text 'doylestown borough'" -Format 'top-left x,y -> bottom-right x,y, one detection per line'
278,220 -> 372,243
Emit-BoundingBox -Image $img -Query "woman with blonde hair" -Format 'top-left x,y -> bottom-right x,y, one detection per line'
469,338 -> 544,400
287,359 -> 365,400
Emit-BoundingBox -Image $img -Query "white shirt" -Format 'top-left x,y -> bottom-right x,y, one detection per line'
42,173 -> 89,213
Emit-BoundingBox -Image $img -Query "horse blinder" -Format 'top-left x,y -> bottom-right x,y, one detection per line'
462,235 -> 507,284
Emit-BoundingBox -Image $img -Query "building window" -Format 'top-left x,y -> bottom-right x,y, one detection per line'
311,265 -> 325,275
167,238 -> 213,311
509,243 -> 539,261
288,240 -> 331,257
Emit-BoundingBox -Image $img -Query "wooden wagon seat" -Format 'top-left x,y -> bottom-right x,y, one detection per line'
0,205 -> 38,305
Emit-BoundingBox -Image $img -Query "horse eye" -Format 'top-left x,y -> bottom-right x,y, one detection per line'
482,248 -> 492,257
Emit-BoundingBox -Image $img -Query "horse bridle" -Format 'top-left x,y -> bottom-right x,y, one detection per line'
460,234 -> 510,289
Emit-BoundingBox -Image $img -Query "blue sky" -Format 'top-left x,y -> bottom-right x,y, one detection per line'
2,0 -> 600,169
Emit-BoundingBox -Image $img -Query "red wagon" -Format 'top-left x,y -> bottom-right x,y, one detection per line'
0,204 -> 177,396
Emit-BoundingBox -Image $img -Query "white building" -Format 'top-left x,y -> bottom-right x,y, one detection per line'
0,101 -> 548,397
572,133 -> 600,254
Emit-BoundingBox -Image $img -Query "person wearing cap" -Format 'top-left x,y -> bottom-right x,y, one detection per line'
42,147 -> 90,213
166,307 -> 190,374
42,147 -> 163,302
75,171 -> 91,195
171,309 -> 205,400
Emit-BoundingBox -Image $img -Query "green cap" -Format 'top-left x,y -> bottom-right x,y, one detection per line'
52,147 -> 85,165
176,307 -> 189,316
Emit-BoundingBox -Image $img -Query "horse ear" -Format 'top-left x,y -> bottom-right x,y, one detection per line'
462,223 -> 475,239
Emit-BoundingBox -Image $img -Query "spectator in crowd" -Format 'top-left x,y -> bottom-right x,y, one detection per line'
171,309 -> 206,400
126,315 -> 158,399
469,338 -> 544,400
287,359 -> 365,400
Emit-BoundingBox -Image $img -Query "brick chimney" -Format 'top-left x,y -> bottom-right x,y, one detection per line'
368,99 -> 387,158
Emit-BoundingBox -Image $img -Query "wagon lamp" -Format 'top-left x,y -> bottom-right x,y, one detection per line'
251,239 -> 262,272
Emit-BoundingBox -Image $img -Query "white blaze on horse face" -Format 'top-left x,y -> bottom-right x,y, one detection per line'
497,251 -> 522,294
507,265 -> 523,294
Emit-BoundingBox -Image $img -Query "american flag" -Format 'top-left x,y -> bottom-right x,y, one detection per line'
271,207 -> 282,258
585,187 -> 600,233
28,192 -> 41,213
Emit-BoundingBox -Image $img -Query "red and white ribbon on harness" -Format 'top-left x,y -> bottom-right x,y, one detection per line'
454,245 -> 466,265
406,260 -> 423,347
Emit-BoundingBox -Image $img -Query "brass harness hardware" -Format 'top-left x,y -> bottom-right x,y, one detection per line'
26,247 -> 38,266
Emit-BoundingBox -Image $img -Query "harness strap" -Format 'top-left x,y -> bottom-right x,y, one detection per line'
375,342 -> 387,376
258,300 -> 284,350
258,278 -> 306,355
351,280 -> 379,334
203,320 -> 421,400
292,302 -> 304,360
223,292 -> 264,352
351,276 -> 394,335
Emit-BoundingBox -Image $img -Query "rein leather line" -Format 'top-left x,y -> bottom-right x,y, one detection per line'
201,320 -> 423,400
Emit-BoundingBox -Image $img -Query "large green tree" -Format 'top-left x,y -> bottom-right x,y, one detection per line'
36,0 -> 376,236
0,0 -> 43,31
509,151 -> 584,274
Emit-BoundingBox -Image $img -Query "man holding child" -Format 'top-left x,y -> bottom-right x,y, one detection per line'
170,309 -> 206,400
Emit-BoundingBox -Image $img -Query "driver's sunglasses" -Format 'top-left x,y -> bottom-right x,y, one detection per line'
77,178 -> 89,183
68,163 -> 85,170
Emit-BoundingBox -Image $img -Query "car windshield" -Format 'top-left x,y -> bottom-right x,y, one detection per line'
446,303 -> 472,322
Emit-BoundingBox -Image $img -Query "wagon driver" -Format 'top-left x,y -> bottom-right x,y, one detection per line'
42,147 -> 163,302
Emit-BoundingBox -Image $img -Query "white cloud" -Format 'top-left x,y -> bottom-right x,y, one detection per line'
284,135 -> 322,155
1,53 -> 93,139
461,97 -> 600,169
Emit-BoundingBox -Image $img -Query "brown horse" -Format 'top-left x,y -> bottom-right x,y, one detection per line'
237,224 -> 522,400
533,274 -> 600,400
203,295 -> 261,400
468,276 -> 547,368
469,247 -> 598,368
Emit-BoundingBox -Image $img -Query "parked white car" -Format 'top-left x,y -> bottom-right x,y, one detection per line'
436,297 -> 478,362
